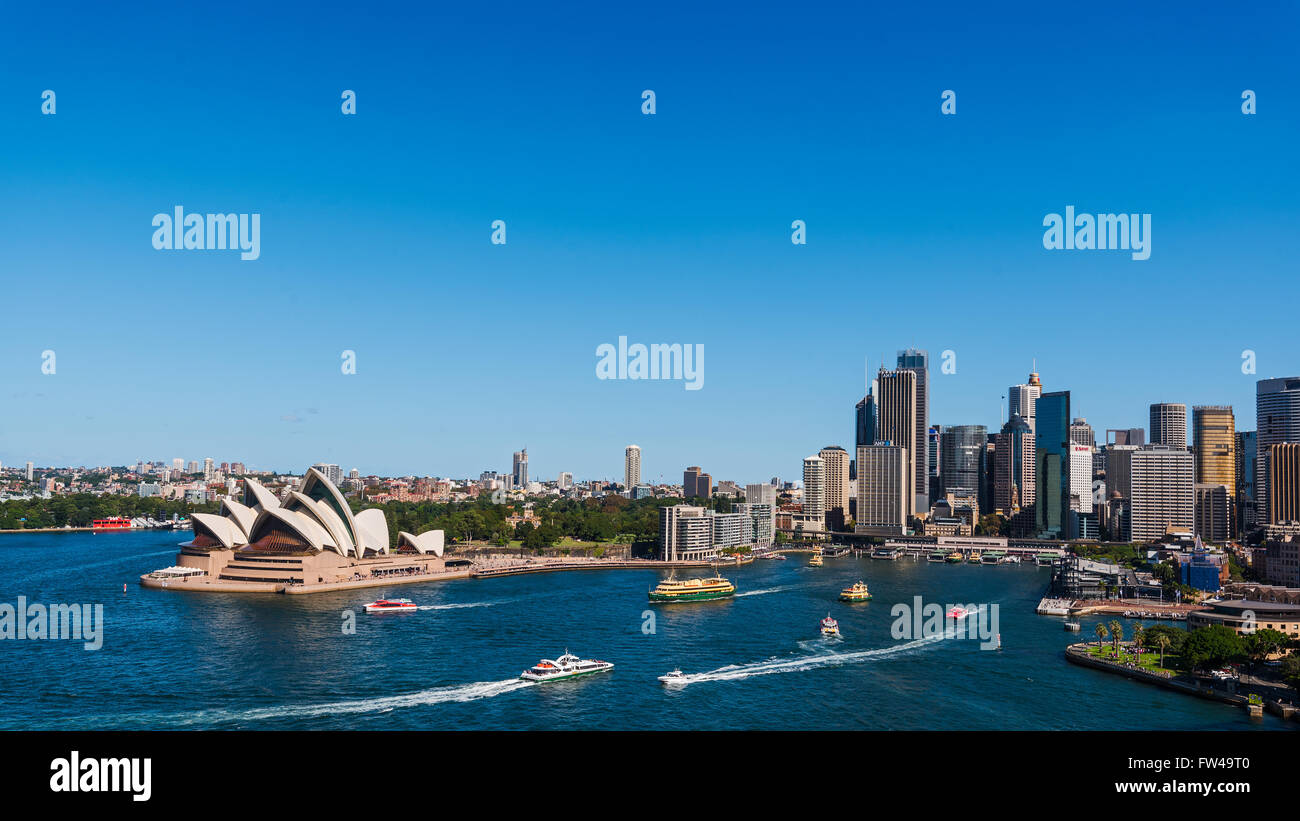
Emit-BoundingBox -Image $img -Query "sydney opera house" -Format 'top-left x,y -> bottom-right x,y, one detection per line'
140,467 -> 453,593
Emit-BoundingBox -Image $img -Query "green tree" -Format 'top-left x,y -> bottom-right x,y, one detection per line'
1095,622 -> 1108,651
1181,625 -> 1245,672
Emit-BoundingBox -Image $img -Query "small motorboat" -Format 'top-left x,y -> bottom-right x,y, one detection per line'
658,669 -> 685,684
820,614 -> 840,637
363,598 -> 416,613
946,606 -> 971,620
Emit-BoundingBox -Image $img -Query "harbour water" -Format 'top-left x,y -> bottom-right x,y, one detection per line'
0,531 -> 1289,730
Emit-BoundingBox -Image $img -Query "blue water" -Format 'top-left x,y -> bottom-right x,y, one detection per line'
0,531 -> 1289,730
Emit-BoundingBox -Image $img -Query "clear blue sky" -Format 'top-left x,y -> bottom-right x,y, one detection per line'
2,1 -> 1297,483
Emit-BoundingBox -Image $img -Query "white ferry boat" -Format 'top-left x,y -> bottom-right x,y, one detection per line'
363,598 -> 417,613
820,614 -> 840,637
520,651 -> 614,682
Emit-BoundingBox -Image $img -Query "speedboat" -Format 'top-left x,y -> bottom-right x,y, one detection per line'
520,651 -> 614,682
363,598 -> 416,613
820,614 -> 840,637
946,605 -> 971,620
658,669 -> 685,684
839,581 -> 872,602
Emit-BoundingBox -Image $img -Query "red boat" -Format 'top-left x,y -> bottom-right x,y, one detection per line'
363,598 -> 417,613
92,517 -> 132,530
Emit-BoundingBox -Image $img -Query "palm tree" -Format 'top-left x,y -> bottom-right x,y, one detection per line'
1157,635 -> 1170,670
1109,619 -> 1123,656
1132,624 -> 1144,663
1095,622 -> 1109,651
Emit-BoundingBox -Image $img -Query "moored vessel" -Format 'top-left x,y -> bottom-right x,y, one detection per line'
648,575 -> 736,603
927,551 -> 945,563
945,551 -> 964,564
520,651 -> 614,682
839,581 -> 872,602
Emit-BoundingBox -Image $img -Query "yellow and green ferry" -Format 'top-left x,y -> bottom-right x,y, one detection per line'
648,575 -> 736,603
839,581 -> 872,602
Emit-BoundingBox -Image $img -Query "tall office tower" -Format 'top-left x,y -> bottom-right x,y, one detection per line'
1123,445 -> 1195,542
1069,418 -> 1095,448
697,472 -> 713,498
1265,443 -> 1300,524
802,455 -> 825,525
25,461 -> 33,481
1236,430 -> 1257,531
745,482 -> 777,506
854,444 -> 911,535
624,445 -> 641,493
1149,403 -> 1188,450
1008,370 -> 1043,434
1195,484 -> 1233,542
1105,444 -> 1138,502
1035,391 -> 1071,538
875,367 -> 918,512
512,449 -> 529,488
1107,428 -> 1145,447
1257,377 -> 1300,523
927,425 -> 943,503
683,466 -> 701,498
993,414 -> 1035,514
896,350 -> 929,513
818,446 -> 849,527
939,425 -> 986,497
1192,406 -> 1236,532
203,458 -> 214,481
1068,444 -> 1093,512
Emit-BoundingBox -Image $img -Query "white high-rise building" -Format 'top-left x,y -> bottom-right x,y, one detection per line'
25,461 -> 34,481
818,446 -> 850,524
203,458 -> 215,481
1069,444 -> 1093,513
1008,370 -> 1043,435
557,472 -> 574,489
172,458 -> 184,472
802,455 -> 825,524
1121,445 -> 1195,542
311,463 -> 343,485
745,483 -> 777,506
624,445 -> 641,495
1149,403 -> 1188,450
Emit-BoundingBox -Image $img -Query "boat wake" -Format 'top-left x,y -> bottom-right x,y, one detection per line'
671,633 -> 946,687
82,678 -> 533,728
416,601 -> 498,611
733,585 -> 799,598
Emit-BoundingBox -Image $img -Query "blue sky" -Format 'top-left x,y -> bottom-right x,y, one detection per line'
2,1 -> 1297,483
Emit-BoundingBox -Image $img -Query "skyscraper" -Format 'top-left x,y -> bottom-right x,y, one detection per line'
1008,370 -> 1043,434
802,455 -> 825,525
1149,403 -> 1188,450
624,445 -> 641,493
1265,443 -> 1300,524
1125,445 -> 1195,542
1035,391 -> 1071,538
939,425 -> 986,498
1236,430 -> 1257,532
855,444 -> 911,535
512,448 -> 529,488
897,349 -> 929,512
818,446 -> 849,529
1069,418 -> 1095,448
875,367 -> 917,517
683,466 -> 701,498
993,414 -> 1035,515
1257,377 -> 1300,523
1192,406 -> 1235,533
